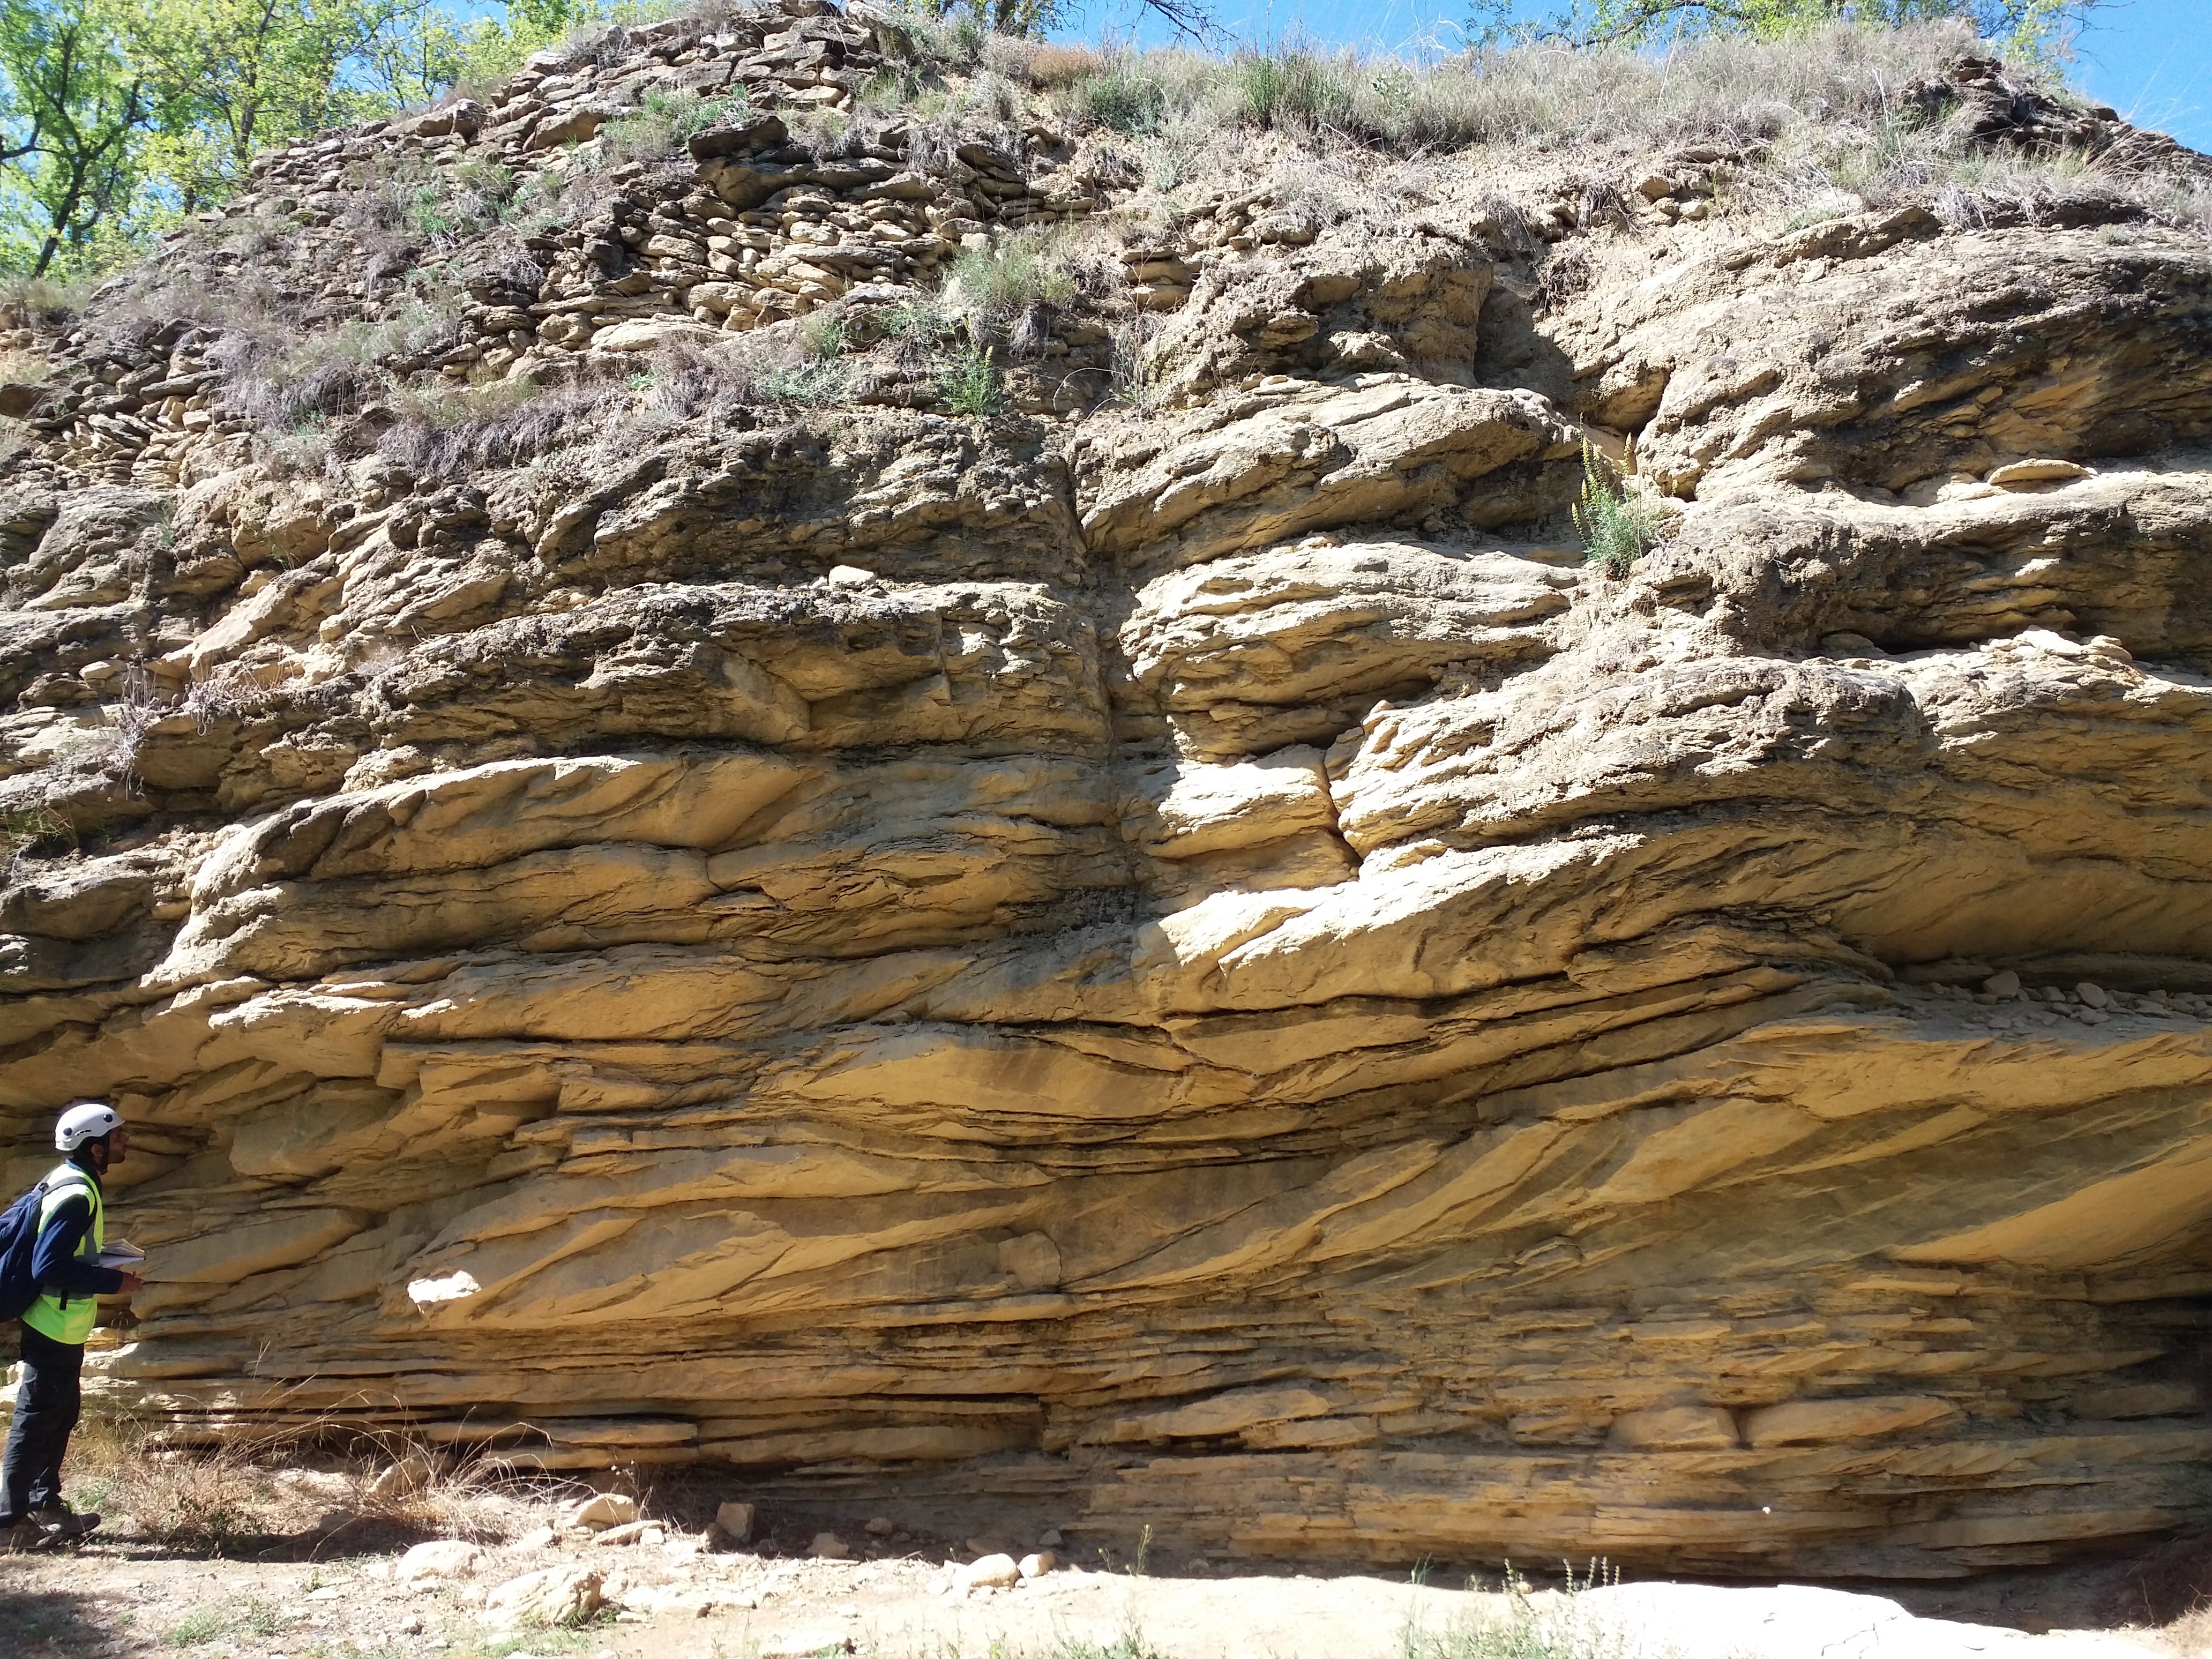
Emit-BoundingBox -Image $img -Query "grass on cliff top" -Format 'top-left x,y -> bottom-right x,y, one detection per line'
876,4 -> 1992,155
549,6 -> 2113,188
941,19 -> 2206,237
1048,19 -> 1984,154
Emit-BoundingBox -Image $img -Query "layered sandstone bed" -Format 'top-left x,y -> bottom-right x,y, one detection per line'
5,4 -> 2212,1581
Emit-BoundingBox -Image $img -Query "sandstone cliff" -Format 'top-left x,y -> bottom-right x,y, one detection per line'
4,4 -> 2212,1580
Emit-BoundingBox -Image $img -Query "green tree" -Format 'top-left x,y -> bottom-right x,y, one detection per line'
0,1 -> 151,274
432,0 -> 605,89
1470,0 -> 2095,64
113,0 -> 436,210
0,0 -> 612,272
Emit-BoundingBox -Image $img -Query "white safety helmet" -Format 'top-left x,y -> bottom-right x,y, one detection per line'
56,1101 -> 124,1152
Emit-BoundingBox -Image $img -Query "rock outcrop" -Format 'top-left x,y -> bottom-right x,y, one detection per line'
5,5 -> 2212,1580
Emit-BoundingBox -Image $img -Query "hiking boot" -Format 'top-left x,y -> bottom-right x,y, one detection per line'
2,1515 -> 50,1551
33,1504 -> 99,1540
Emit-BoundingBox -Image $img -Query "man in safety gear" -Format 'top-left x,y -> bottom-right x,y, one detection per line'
3,1101 -> 140,1548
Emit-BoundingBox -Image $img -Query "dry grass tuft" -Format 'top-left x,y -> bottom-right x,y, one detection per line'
64,1413 -> 301,1553
379,375 -> 595,477
0,345 -> 50,386
2116,1530 -> 2212,1630
1023,43 -> 1104,89
2164,1604 -> 2212,1654
0,274 -> 88,328
56,1405 -> 558,1554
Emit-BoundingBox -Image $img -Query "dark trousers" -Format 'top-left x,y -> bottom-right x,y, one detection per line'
3,1322 -> 83,1518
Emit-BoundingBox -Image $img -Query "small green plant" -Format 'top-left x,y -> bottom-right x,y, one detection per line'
240,1598 -> 285,1638
884,296 -> 956,350
3,804 -> 78,862
881,295 -> 987,410
402,185 -> 454,242
756,358 -> 849,406
855,64 -> 921,114
1073,61 -> 1169,134
1573,439 -> 1665,579
1110,319 -> 1165,414
358,153 -> 514,252
262,412 -> 333,476
211,212 -> 292,258
599,89 -> 754,163
439,158 -> 517,243
789,106 -> 851,157
460,1619 -> 614,1658
944,230 -> 1078,338
450,157 -> 514,203
388,372 -> 541,431
801,312 -> 848,362
938,342 -> 1000,417
1403,1560 -> 1651,1659
165,1608 -> 227,1646
878,6 -> 986,71
1044,1630 -> 1171,1659
509,166 -> 570,237
1782,200 -> 1848,231
1233,49 -> 1358,133
1141,131 -> 1201,192
0,341 -> 49,387
163,1596 -> 284,1646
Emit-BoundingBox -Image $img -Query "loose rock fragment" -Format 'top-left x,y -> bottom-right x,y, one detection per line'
396,1540 -> 483,1582
714,1500 -> 756,1544
956,1553 -> 1022,1591
368,1452 -> 434,1498
563,1494 -> 638,1531
484,1565 -> 606,1630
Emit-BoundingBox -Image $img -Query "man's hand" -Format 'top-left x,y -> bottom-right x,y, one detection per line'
116,1272 -> 143,1295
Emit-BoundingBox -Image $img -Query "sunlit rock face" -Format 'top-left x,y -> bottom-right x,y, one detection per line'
7,3 -> 2212,1580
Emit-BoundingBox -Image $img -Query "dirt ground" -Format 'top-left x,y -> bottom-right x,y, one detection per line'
5,1470 -> 2212,1659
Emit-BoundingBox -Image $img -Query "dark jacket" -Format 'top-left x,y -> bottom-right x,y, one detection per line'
34,1156 -> 124,1299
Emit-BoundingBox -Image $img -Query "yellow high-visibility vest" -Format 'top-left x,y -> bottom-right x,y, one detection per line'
22,1162 -> 102,1346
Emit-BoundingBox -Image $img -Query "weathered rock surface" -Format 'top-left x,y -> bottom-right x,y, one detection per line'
5,3 -> 2212,1583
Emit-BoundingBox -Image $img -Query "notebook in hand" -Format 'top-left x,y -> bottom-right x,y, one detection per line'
98,1238 -> 146,1270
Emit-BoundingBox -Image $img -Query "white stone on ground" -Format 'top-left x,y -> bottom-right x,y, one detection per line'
395,1539 -> 482,1582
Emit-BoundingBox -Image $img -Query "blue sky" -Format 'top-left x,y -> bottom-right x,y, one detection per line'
1051,0 -> 2212,152
2072,0 -> 2211,148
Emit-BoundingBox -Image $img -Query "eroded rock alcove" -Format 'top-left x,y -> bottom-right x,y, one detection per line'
5,4 -> 2212,1580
